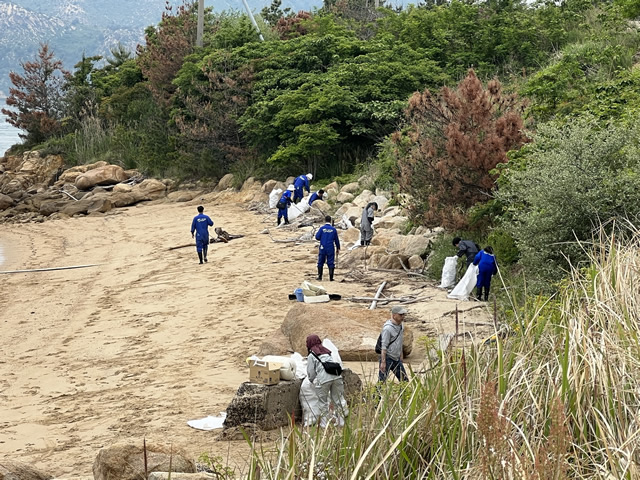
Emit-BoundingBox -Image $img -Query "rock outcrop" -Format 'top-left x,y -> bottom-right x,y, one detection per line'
93,443 -> 196,480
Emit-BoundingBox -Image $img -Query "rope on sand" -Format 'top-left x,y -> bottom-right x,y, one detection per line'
0,264 -> 100,274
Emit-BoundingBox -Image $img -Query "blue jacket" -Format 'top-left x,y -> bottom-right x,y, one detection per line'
294,175 -> 310,193
315,223 -> 340,254
278,190 -> 293,207
191,213 -> 213,238
473,250 -> 498,275
309,192 -> 321,205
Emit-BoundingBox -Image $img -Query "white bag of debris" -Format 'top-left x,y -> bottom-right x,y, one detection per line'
300,280 -> 327,297
287,196 -> 311,221
447,264 -> 479,301
439,256 -> 459,289
291,352 -> 307,379
300,377 -> 321,426
269,188 -> 283,209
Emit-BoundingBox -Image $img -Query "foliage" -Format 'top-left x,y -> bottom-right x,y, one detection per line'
496,118 -> 640,287
393,69 -> 528,230
2,43 -> 68,145
245,228 -> 640,478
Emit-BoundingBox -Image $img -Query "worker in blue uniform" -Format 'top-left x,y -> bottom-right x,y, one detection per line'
309,189 -> 325,206
190,205 -> 214,264
315,215 -> 341,281
293,173 -> 312,203
473,246 -> 498,301
277,185 -> 294,226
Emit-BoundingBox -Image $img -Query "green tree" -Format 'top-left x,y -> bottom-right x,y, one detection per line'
496,118 -> 640,286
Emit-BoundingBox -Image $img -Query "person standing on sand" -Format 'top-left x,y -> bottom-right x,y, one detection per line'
191,205 -> 213,264
378,305 -> 408,383
315,215 -> 340,282
360,201 -> 378,246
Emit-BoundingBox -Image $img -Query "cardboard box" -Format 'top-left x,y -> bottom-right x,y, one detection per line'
249,360 -> 281,385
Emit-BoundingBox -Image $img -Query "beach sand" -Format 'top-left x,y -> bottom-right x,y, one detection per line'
0,194 -> 492,476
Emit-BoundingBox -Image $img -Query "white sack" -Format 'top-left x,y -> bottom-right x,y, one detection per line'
300,377 -> 321,426
269,188 -> 283,209
287,196 -> 310,221
447,264 -> 479,301
439,256 -> 459,289
291,352 -> 307,379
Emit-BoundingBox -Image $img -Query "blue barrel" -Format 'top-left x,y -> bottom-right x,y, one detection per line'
294,288 -> 304,302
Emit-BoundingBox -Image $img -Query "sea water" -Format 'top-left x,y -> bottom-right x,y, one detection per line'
0,106 -> 23,156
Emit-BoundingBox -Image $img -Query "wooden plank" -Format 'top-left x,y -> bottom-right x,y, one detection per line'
369,281 -> 387,310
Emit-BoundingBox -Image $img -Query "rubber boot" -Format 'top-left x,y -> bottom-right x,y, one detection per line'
277,217 -> 281,226
198,251 -> 203,264
484,285 -> 490,302
316,266 -> 323,281
476,286 -> 483,301
203,245 -> 208,263
329,267 -> 334,281
360,240 -> 365,246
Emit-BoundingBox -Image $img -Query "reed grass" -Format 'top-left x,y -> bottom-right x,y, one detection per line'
245,226 -> 640,479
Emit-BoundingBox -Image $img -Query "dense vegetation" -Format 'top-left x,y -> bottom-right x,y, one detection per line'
4,0 -> 640,289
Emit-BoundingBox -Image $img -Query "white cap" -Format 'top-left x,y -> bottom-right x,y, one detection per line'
306,173 -> 313,180
287,184 -> 295,191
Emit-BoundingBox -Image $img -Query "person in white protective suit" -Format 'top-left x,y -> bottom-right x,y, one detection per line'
305,334 -> 346,427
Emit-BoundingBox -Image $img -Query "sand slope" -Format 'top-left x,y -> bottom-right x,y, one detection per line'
0,196 -> 492,476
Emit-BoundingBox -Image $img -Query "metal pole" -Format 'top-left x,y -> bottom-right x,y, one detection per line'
241,0 -> 265,41
196,0 -> 204,47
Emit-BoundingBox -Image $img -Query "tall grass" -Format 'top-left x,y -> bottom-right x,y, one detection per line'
246,226 -> 640,479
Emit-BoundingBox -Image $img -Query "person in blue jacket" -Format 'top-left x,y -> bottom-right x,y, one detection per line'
277,185 -> 294,226
315,215 -> 340,281
473,246 -> 498,301
293,173 -> 312,203
190,205 -> 214,264
309,189 -> 325,206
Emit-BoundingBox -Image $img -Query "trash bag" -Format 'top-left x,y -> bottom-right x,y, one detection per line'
269,188 -> 283,209
447,264 -> 479,301
287,196 -> 310,221
439,256 -> 458,289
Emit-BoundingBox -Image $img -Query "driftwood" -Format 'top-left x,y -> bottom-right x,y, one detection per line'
368,267 -> 428,278
349,294 -> 433,305
0,264 -> 100,274
369,281 -> 387,310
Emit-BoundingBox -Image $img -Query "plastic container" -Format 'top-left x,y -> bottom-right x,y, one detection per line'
294,288 -> 304,302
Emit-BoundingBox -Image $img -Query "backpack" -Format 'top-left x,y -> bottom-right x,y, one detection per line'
311,352 -> 343,376
276,199 -> 286,210
375,325 -> 403,354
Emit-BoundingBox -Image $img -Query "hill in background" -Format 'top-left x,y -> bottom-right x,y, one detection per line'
0,0 -> 323,96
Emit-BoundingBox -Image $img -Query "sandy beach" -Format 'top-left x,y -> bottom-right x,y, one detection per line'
0,193 -> 492,477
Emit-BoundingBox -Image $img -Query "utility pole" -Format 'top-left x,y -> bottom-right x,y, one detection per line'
196,0 -> 204,47
241,0 -> 265,42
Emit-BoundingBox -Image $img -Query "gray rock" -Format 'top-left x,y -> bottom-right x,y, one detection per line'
93,443 -> 195,480
0,192 -> 14,210
340,182 -> 359,194
335,191 -> 354,203
0,461 -> 52,480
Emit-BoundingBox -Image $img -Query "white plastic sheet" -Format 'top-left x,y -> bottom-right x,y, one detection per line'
447,264 -> 479,301
439,256 -> 458,289
187,412 -> 226,430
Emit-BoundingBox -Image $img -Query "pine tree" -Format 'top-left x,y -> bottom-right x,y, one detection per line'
1,43 -> 67,145
395,69 -> 528,229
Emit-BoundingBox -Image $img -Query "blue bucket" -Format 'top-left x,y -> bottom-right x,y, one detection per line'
294,288 -> 304,302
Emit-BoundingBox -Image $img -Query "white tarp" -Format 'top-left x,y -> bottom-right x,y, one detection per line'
447,264 -> 479,301
439,256 -> 458,289
187,412 -> 226,430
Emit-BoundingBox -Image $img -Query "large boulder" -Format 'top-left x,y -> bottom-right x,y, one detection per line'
340,182 -> 360,194
39,200 -> 70,216
374,216 -> 408,231
215,173 -> 235,192
336,191 -> 354,204
281,303 -> 413,361
0,193 -> 14,210
167,190 -> 200,202
338,245 -> 387,270
388,234 -> 431,257
0,461 -> 52,480
352,189 -> 374,207
15,151 -> 64,186
75,165 -> 127,190
93,443 -> 196,480
131,179 -> 167,201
